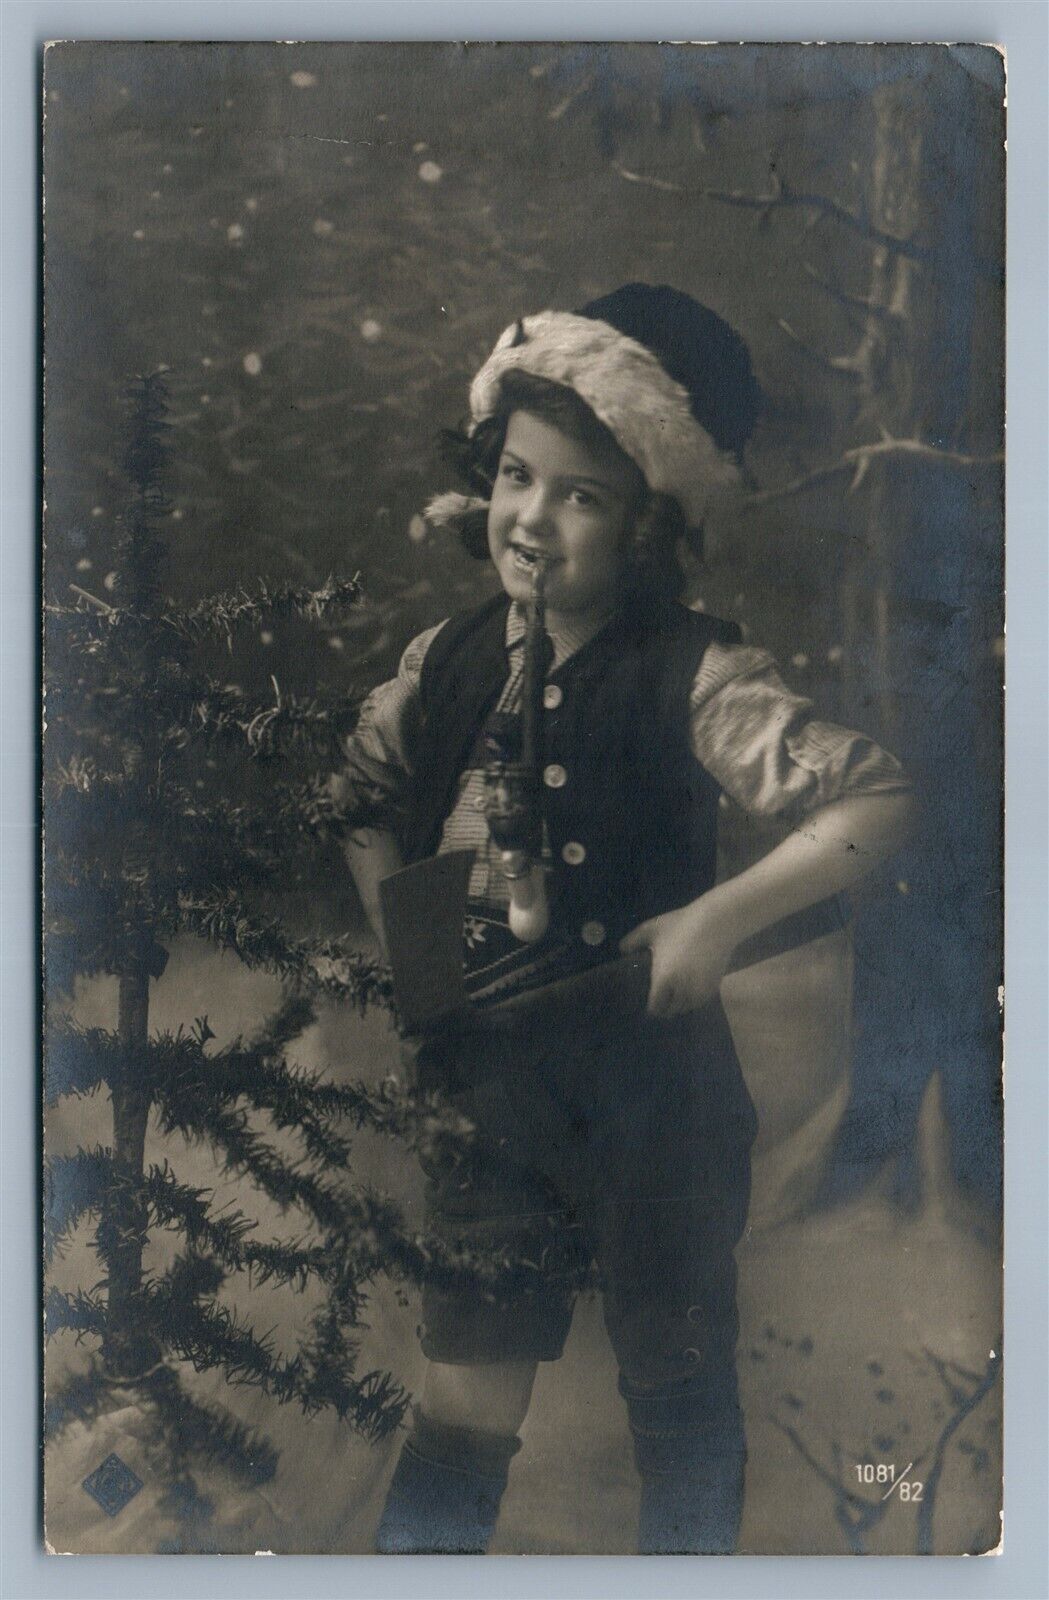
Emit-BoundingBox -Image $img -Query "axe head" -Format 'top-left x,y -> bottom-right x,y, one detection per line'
378,851 -> 475,1032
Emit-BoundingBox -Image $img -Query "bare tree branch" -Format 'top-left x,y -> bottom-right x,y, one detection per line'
614,163 -> 928,257
770,1416 -> 897,1554
916,1348 -> 1001,1555
613,164 -> 998,279
611,163 -> 682,194
803,261 -> 902,323
747,437 -> 1004,505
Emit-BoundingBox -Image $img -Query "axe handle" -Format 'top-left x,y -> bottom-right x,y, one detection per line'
462,893 -> 849,1038
470,949 -> 653,1037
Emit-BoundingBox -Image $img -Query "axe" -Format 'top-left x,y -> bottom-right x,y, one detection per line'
378,850 -> 849,1038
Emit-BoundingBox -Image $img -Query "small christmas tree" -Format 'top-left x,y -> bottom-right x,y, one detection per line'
43,374 -> 519,1521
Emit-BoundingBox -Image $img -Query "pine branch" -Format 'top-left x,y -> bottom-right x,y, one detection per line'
45,1022 -> 114,1105
140,1160 -> 333,1290
44,1284 -> 108,1343
294,1298 -> 409,1438
43,1364 -> 114,1442
161,1023 -> 474,1158
250,989 -> 318,1056
141,1253 -> 404,1433
166,575 -> 363,645
44,1147 -> 113,1264
150,1079 -> 353,1232
151,1062 -> 578,1296
169,890 -> 392,1009
160,674 -> 359,759
49,575 -> 363,648
143,1366 -> 279,1484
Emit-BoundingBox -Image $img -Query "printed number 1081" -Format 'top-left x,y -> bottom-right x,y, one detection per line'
855,1463 -> 924,1500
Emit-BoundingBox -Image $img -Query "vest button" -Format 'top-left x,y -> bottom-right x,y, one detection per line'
561,841 -> 586,866
543,763 -> 567,789
581,920 -> 606,946
543,683 -> 563,710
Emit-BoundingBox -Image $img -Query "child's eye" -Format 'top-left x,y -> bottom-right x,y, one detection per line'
500,463 -> 530,485
568,487 -> 597,508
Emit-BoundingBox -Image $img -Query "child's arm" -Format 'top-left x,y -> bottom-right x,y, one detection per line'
620,639 -> 918,1017
342,827 -> 404,960
621,788 -> 918,1016
328,621 -> 444,957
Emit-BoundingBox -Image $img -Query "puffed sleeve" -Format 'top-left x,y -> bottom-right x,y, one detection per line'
327,621 -> 446,834
690,640 -> 912,818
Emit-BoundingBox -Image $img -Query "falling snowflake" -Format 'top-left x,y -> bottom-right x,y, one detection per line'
242,352 -> 263,377
408,514 -> 427,543
791,652 -> 809,670
312,218 -> 335,237
227,222 -> 245,244
359,319 -> 382,343
418,160 -> 444,185
289,70 -> 317,89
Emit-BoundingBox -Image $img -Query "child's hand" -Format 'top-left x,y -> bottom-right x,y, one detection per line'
619,897 -> 736,1018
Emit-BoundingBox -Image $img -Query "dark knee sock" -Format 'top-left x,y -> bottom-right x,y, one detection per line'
622,1372 -> 746,1555
375,1411 -> 521,1554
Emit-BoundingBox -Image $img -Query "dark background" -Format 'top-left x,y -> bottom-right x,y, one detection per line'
43,41 -> 1004,1195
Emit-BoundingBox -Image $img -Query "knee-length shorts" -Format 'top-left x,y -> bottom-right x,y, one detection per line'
412,999 -> 757,1390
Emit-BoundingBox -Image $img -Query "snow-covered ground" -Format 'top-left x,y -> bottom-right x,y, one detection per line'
44,932 -> 1002,1556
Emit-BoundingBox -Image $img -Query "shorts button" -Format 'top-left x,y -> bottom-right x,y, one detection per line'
581,920 -> 606,946
561,840 -> 586,865
543,683 -> 563,710
543,763 -> 567,789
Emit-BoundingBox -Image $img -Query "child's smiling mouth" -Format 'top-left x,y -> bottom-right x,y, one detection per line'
509,541 -> 560,573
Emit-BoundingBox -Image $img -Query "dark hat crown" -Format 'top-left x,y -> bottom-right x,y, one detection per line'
577,283 -> 760,457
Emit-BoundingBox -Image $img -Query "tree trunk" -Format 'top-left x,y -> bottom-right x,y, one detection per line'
102,964 -> 161,1378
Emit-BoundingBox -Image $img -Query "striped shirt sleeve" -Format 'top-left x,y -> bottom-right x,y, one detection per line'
690,641 -> 912,818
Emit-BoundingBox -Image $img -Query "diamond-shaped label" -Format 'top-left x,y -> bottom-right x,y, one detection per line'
82,1453 -> 143,1517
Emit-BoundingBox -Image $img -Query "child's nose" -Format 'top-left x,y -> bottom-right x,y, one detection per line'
516,488 -> 555,535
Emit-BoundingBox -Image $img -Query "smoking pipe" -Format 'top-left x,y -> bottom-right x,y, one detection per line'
481,558 -> 552,942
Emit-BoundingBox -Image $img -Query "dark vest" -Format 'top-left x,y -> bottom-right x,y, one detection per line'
402,593 -> 742,952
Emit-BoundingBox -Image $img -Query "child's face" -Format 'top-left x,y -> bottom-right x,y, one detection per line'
487,410 -> 642,624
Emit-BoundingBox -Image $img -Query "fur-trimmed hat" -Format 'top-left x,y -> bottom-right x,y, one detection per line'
427,283 -> 758,535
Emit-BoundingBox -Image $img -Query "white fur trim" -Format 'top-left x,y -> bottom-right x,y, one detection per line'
469,311 -> 740,524
424,491 -> 489,531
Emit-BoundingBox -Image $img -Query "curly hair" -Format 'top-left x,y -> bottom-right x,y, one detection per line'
437,371 -> 695,600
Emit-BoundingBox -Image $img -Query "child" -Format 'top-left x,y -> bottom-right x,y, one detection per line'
330,284 -> 915,1554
